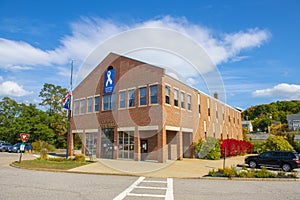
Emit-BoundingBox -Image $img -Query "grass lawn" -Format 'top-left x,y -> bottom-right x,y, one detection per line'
13,159 -> 93,170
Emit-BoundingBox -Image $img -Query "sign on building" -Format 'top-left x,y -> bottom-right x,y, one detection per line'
104,69 -> 115,94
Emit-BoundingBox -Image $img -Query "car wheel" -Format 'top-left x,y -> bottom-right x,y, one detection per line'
17,149 -> 20,153
249,160 -> 257,168
282,163 -> 291,172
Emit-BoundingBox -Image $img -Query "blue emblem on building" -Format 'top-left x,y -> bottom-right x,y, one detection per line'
104,69 -> 115,94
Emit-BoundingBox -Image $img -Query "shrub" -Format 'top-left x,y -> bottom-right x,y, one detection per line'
220,139 -> 253,157
74,154 -> 86,162
223,166 -> 238,178
260,136 -> 295,152
32,140 -> 56,152
196,137 -> 221,160
39,148 -> 48,160
254,167 -> 276,178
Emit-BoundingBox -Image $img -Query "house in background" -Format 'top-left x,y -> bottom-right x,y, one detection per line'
287,114 -> 300,131
242,120 -> 253,132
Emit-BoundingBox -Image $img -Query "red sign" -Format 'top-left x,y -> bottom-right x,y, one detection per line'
20,133 -> 29,142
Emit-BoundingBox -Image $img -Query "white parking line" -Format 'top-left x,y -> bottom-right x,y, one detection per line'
113,176 -> 174,200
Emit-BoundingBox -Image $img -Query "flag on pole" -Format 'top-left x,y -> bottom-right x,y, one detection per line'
63,91 -> 72,109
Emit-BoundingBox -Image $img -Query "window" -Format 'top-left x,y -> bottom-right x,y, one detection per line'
208,108 -> 211,116
80,99 -> 85,114
94,96 -> 100,112
74,100 -> 79,115
139,87 -> 147,106
174,89 -> 178,107
102,94 -> 115,111
187,95 -> 191,110
87,97 -> 93,113
180,92 -> 185,108
165,85 -> 170,104
128,89 -> 135,107
119,91 -> 126,109
150,85 -> 158,104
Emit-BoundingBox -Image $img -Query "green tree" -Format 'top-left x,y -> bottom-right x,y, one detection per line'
0,97 -> 21,142
39,83 -> 68,115
39,83 -> 69,148
260,136 -> 294,152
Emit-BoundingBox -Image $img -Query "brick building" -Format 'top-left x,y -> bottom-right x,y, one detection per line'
70,53 -> 242,162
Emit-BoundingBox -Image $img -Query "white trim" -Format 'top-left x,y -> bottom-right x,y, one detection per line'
117,127 -> 135,132
138,125 -> 159,131
165,126 -> 180,131
85,129 -> 98,133
182,128 -> 193,132
72,129 -> 83,133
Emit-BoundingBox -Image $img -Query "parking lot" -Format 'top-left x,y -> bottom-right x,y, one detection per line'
1,152 -> 300,200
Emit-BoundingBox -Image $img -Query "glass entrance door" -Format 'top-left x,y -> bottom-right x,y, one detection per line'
101,128 -> 114,159
118,131 -> 134,159
85,132 -> 97,157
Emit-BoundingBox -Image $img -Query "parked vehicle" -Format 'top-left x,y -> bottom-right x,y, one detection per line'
245,150 -> 300,172
0,143 -> 13,152
8,143 -> 32,153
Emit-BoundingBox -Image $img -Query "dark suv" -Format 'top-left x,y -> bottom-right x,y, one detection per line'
245,151 -> 300,172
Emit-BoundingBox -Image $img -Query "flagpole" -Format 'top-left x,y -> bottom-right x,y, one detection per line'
66,60 -> 73,159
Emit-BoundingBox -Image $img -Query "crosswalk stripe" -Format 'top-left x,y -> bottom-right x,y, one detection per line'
113,176 -> 174,200
113,176 -> 145,200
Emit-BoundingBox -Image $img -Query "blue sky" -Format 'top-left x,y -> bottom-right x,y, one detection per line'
0,0 -> 299,110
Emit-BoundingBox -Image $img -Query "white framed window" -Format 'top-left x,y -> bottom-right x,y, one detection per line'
187,94 -> 191,110
128,89 -> 135,107
174,88 -> 179,107
180,91 -> 185,108
139,87 -> 147,106
87,97 -> 93,113
74,100 -> 79,115
150,85 -> 158,104
102,94 -> 115,111
80,99 -> 85,114
119,91 -> 126,109
94,96 -> 100,112
165,85 -> 170,104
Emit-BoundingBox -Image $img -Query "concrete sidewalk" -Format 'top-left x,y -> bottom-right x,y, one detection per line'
68,156 -> 246,178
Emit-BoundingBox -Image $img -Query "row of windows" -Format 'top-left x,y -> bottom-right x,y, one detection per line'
165,85 -> 192,111
74,85 -> 158,114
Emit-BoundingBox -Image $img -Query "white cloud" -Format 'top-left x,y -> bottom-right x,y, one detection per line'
0,81 -> 33,97
252,83 -> 300,99
0,16 -> 270,73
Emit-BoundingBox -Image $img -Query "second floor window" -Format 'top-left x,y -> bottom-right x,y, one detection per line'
139,87 -> 147,106
187,95 -> 191,110
87,97 -> 92,113
74,100 -> 79,115
180,92 -> 185,108
165,85 -> 170,104
80,99 -> 85,114
174,89 -> 179,107
94,96 -> 100,112
119,91 -> 126,109
150,85 -> 158,104
103,94 -> 115,111
128,89 -> 135,107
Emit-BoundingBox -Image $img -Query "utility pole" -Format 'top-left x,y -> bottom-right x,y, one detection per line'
66,60 -> 74,159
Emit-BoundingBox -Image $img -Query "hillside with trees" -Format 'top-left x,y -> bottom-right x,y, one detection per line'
242,100 -> 300,133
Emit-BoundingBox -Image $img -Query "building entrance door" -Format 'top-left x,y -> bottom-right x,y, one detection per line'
140,140 -> 148,161
101,128 -> 114,159
85,132 -> 97,157
118,131 -> 134,159
182,132 -> 192,158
